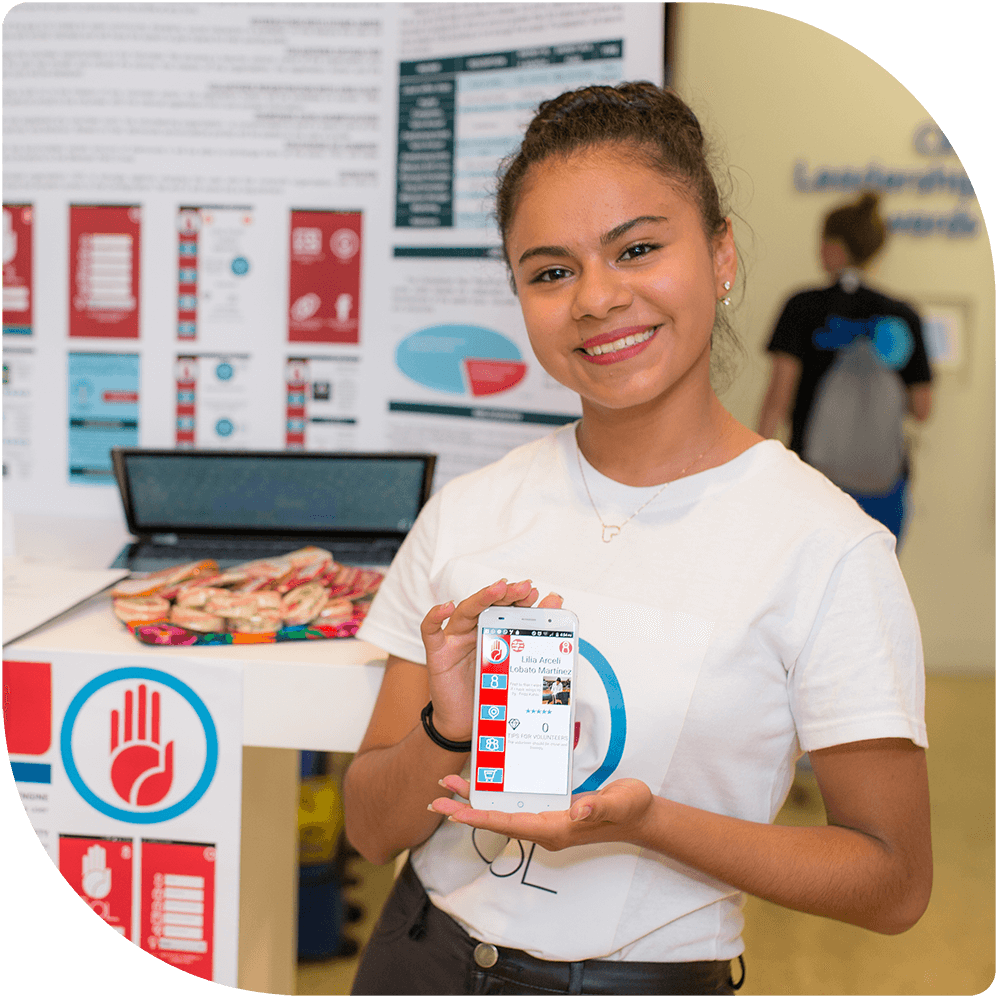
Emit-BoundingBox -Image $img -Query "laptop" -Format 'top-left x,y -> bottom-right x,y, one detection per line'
110,447 -> 436,572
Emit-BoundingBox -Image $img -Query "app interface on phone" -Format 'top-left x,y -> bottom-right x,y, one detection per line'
476,627 -> 575,795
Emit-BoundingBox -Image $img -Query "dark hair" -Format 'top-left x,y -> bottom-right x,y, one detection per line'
823,192 -> 886,266
494,81 -> 743,390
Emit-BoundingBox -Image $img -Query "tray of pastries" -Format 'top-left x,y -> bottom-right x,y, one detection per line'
110,547 -> 382,647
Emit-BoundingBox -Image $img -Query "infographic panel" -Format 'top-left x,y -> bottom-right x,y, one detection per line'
67,352 -> 139,484
177,206 -> 257,344
69,205 -> 141,339
140,839 -> 216,981
3,203 -> 33,335
285,355 -> 360,450
58,835 -> 134,937
288,210 -> 362,344
175,354 -> 252,449
396,39 -> 624,230
3,346 -> 35,481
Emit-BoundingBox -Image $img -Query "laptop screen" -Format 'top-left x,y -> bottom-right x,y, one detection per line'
116,450 -> 435,535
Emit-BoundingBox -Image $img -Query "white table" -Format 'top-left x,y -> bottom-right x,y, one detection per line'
4,513 -> 389,994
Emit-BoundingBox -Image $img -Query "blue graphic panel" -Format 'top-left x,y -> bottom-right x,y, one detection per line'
481,673 -> 508,690
477,767 -> 504,784
479,735 -> 505,753
480,704 -> 506,721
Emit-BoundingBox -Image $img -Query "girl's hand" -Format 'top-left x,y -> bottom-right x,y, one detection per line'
420,580 -> 562,742
428,774 -> 654,852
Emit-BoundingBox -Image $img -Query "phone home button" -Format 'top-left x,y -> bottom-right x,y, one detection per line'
474,943 -> 500,968
517,801 -> 524,809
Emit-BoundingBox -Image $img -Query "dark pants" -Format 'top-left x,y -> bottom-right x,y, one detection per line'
351,859 -> 743,995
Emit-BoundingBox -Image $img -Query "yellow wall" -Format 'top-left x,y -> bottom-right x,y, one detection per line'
672,3 -> 995,672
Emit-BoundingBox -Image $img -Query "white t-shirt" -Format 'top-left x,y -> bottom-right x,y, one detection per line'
358,425 -> 927,963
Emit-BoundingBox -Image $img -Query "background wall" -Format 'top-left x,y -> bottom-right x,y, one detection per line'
672,2 -> 995,673
4,3 -> 992,673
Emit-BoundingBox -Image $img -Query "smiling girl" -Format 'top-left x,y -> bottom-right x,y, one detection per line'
343,82 -> 931,996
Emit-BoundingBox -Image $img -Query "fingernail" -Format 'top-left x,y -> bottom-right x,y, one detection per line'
569,805 -> 592,822
437,778 -> 450,788
427,803 -> 438,812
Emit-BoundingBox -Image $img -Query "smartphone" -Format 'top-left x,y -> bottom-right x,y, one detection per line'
470,604 -> 579,812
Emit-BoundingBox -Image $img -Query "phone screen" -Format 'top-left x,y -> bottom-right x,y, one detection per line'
475,625 -> 576,795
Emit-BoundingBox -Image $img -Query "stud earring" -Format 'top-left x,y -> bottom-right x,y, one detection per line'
720,280 -> 731,307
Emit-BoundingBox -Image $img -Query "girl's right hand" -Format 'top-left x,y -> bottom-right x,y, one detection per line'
419,578 -> 563,743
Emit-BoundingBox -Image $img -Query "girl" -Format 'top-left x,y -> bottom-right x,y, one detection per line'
344,82 -> 931,996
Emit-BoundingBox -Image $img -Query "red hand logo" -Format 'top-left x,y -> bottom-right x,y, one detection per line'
109,684 -> 174,806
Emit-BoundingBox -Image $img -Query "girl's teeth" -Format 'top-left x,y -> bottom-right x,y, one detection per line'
585,327 -> 654,356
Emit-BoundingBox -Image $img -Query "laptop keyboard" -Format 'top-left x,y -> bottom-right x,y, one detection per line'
113,535 -> 400,571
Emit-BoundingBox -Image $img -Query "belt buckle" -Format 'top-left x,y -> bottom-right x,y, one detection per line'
473,942 -> 499,969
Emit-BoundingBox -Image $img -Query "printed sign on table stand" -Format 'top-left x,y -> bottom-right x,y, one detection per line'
3,651 -> 242,986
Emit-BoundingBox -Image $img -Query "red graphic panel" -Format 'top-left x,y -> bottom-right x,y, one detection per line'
2,660 -> 52,755
464,358 -> 527,396
59,835 -> 133,937
141,840 -> 216,980
69,205 -> 141,338
288,210 -> 361,344
3,203 -> 33,335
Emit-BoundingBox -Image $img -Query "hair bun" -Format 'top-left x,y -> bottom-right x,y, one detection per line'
857,191 -> 881,214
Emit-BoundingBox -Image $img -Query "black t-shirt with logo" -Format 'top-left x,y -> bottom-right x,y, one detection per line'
767,281 -> 933,457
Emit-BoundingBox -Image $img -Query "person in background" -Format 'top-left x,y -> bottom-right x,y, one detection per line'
757,192 -> 933,542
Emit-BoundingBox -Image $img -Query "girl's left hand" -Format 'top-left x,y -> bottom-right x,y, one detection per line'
429,774 -> 654,852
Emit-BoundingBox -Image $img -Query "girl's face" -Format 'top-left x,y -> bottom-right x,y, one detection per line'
506,145 -> 736,418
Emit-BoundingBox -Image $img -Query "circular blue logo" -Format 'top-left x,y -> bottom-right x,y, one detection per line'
215,363 -> 234,381
215,418 -> 234,437
872,316 -> 915,370
60,667 -> 219,824
231,256 -> 249,275
573,639 -> 626,793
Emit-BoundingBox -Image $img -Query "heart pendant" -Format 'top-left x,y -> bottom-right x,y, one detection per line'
601,524 -> 620,543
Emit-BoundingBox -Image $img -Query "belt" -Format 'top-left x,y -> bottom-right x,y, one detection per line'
399,859 -> 743,995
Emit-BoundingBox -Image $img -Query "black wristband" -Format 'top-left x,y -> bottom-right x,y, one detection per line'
420,701 -> 472,753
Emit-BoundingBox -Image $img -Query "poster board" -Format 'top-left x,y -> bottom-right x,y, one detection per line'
1,1 -> 665,516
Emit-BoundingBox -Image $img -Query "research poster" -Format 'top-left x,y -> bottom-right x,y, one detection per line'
4,652 -> 243,986
1,0 -> 665,506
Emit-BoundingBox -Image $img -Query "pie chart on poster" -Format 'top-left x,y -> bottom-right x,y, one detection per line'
396,324 -> 528,397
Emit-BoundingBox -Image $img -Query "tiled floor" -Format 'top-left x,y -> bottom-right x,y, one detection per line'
296,674 -> 995,995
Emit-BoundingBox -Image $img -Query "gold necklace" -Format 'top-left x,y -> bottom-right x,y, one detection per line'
576,419 -> 735,543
